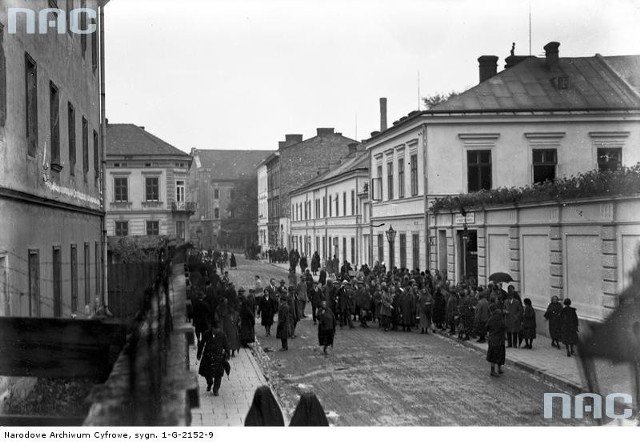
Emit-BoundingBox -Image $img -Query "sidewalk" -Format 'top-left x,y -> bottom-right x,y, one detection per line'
435,328 -> 632,396
189,345 -> 270,426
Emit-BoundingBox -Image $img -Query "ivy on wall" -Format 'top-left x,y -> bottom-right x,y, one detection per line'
430,164 -> 640,212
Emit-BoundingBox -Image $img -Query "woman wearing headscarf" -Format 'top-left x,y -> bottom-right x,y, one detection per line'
289,392 -> 330,426
239,289 -> 255,347
197,324 -> 230,396
486,303 -> 506,377
276,296 -> 290,351
544,295 -> 563,349
317,300 -> 337,355
244,386 -> 285,426
560,298 -> 579,357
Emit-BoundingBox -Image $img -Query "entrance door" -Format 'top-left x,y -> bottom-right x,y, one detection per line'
457,230 -> 478,284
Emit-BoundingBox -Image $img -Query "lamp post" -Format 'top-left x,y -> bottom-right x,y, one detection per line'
385,225 -> 396,269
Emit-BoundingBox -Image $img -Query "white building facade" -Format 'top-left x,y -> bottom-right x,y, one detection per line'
257,161 -> 269,253
289,153 -> 369,266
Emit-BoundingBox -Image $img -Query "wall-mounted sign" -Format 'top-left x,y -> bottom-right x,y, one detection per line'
455,213 -> 475,224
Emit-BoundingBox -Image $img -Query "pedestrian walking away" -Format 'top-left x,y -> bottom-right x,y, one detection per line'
197,325 -> 230,396
486,303 -> 506,377
317,300 -> 337,355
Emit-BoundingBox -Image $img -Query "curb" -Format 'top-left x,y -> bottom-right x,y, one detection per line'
249,338 -> 292,422
433,330 -> 586,394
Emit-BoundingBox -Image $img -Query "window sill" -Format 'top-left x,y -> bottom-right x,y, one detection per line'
110,202 -> 132,209
142,201 -> 164,208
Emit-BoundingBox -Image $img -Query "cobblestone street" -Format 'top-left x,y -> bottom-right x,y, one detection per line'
222,258 -> 593,426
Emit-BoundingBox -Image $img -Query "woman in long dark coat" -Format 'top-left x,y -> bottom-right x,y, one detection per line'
432,287 -> 446,329
239,292 -> 255,347
197,325 -> 230,396
486,303 -> 506,377
417,288 -> 433,334
317,301 -> 336,355
217,298 -> 240,357
544,296 -> 563,348
522,298 -> 536,349
560,298 -> 579,357
258,289 -> 278,337
230,253 -> 237,269
276,297 -> 290,351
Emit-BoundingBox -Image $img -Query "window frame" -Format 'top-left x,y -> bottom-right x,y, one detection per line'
410,154 -> 418,196
114,176 -> 128,202
68,102 -> 76,175
49,81 -> 61,169
467,149 -> 492,192
25,53 -> 38,158
532,148 -> 557,184
115,221 -> 128,236
597,148 -> 622,172
398,158 -> 405,198
387,161 -> 394,200
146,220 -> 160,236
145,176 -> 160,202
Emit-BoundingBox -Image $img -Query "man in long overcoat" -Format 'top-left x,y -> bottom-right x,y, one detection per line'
197,325 -> 230,396
504,292 -> 523,348
258,289 -> 278,337
276,296 -> 290,351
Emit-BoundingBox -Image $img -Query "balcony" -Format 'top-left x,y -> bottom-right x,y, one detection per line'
172,201 -> 197,215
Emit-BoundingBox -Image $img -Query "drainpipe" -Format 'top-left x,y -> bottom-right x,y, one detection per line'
99,4 -> 108,307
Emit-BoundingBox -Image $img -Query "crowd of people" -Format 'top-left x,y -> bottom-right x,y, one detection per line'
189,254 -> 581,395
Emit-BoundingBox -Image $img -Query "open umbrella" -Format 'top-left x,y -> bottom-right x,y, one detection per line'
489,272 -> 514,284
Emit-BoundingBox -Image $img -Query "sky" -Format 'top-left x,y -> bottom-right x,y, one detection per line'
104,0 -> 640,153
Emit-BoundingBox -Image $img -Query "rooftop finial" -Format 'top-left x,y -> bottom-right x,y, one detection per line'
510,42 -> 515,57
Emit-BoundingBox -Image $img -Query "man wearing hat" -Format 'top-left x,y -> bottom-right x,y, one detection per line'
337,280 -> 354,329
310,280 -> 324,325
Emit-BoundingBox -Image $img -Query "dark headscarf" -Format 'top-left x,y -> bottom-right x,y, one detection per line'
289,392 -> 329,426
244,386 -> 285,426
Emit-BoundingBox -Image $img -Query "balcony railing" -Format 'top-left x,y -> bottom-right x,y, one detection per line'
172,201 -> 197,214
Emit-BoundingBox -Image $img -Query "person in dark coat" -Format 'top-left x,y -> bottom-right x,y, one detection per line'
544,296 -> 563,348
318,268 -> 327,286
244,386 -> 285,426
276,296 -> 290,351
257,289 -> 278,337
230,253 -> 237,269
239,290 -> 255,347
289,392 -> 329,426
486,303 -> 506,377
299,255 -> 308,274
398,288 -> 416,332
191,291 -> 212,345
432,287 -> 446,329
309,281 -> 324,325
216,298 -> 240,357
504,292 -> 523,348
417,287 -> 433,334
317,301 -> 336,355
560,298 -> 579,357
311,252 -> 321,276
445,290 -> 459,334
522,298 -> 536,349
197,325 -> 230,396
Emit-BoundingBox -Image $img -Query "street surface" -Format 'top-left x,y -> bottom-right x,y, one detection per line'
225,257 -> 590,426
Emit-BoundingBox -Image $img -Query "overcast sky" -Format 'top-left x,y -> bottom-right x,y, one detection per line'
104,0 -> 640,153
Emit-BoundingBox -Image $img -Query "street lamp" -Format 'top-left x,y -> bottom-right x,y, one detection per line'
385,225 -> 396,269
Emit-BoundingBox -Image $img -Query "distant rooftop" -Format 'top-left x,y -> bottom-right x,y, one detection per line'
194,149 -> 274,180
106,123 -> 189,157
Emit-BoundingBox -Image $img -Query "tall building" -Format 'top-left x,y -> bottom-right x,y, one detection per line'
0,1 -> 108,318
266,128 -> 357,249
189,149 -> 272,250
257,159 -> 269,253
105,123 -> 193,244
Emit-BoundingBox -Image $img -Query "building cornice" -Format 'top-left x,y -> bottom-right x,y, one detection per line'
0,186 -> 104,217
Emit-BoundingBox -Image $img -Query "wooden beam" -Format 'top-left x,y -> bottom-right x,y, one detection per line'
0,317 -> 126,380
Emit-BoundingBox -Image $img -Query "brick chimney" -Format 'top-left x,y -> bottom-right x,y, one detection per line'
544,41 -> 560,71
317,128 -> 335,136
478,55 -> 499,83
380,98 -> 388,132
284,134 -> 303,147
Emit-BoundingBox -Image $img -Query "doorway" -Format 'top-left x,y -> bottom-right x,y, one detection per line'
457,229 -> 478,284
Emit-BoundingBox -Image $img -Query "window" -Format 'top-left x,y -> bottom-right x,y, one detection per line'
351,190 -> 355,215
146,220 -> 159,236
53,246 -> 62,317
316,199 -> 320,219
214,188 -> 219,199
115,221 -> 128,236
68,103 -> 76,175
145,177 -> 159,201
84,243 -> 90,306
335,194 -> 339,216
93,130 -> 99,186
28,250 -> 40,317
377,234 -> 384,264
399,234 -> 407,269
50,82 -> 60,168
329,195 -> 332,217
25,54 -> 38,157
114,177 -> 128,202
532,149 -> 557,184
80,0 -> 87,55
176,221 -> 185,240
398,158 -> 405,198
342,192 -> 346,217
412,234 -> 420,271
351,237 -> 355,264
70,245 -> 78,313
323,196 -> 326,218
214,208 -> 220,219
91,14 -> 98,71
387,161 -> 394,199
343,238 -> 347,262
82,117 -> 89,181
467,150 -> 492,192
176,180 -> 185,202
410,154 -> 418,196
598,148 -> 622,172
